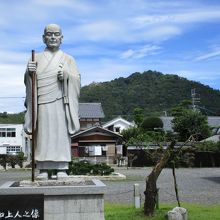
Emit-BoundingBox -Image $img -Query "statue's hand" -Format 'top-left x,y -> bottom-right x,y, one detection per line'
57,71 -> 64,81
28,61 -> 37,73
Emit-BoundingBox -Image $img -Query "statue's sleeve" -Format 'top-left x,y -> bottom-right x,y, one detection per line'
24,59 -> 38,135
66,56 -> 81,135
24,66 -> 32,134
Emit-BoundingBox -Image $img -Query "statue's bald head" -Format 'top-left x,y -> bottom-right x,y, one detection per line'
44,24 -> 62,35
43,24 -> 63,52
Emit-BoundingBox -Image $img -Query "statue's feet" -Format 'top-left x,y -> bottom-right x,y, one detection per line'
57,171 -> 68,179
36,172 -> 48,180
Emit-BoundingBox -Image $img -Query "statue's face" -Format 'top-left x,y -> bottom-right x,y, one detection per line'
43,25 -> 63,51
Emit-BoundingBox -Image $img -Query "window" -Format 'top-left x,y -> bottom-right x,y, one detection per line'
7,128 -> 16,137
0,128 -> 6,137
79,145 -> 107,157
0,128 -> 16,137
102,146 -> 107,156
86,123 -> 93,128
115,127 -> 120,133
6,146 -> 21,154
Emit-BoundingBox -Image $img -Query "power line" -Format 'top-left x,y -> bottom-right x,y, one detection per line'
0,97 -> 25,99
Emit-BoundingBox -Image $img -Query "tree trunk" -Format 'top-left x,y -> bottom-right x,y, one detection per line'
144,140 -> 176,216
172,162 -> 181,207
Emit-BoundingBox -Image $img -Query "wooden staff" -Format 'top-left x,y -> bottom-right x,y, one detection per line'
31,50 -> 36,182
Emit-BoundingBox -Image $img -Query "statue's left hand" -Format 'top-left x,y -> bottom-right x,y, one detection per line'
57,71 -> 64,81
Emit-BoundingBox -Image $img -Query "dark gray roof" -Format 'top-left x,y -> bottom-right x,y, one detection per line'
79,103 -> 105,119
160,116 -> 174,131
207,117 -> 220,127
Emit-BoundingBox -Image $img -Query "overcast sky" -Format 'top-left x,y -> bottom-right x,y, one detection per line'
0,0 -> 220,113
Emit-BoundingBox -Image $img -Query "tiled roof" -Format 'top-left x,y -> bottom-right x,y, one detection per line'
79,103 -> 105,119
160,116 -> 174,131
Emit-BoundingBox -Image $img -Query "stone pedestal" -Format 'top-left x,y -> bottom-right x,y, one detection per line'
0,179 -> 105,220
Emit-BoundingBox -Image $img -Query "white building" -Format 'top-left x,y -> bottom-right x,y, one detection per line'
0,124 -> 27,155
102,116 -> 135,133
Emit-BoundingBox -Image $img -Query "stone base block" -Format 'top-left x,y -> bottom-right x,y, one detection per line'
0,179 -> 105,220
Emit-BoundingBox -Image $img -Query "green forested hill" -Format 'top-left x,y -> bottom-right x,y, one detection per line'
0,112 -> 25,124
1,70 -> 220,123
80,70 -> 220,120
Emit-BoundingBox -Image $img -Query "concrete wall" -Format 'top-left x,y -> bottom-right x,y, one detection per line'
44,194 -> 104,220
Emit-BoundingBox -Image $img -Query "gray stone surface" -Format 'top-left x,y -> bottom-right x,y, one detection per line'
167,210 -> 183,220
167,207 -> 188,220
20,177 -> 86,187
0,179 -> 105,195
172,207 -> 188,220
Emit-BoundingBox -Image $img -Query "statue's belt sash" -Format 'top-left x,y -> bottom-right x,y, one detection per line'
37,68 -> 63,104
36,51 -> 65,104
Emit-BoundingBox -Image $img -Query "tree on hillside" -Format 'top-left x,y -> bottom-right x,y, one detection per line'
133,107 -> 144,127
0,112 -> 25,124
171,99 -> 192,117
172,109 -> 211,141
141,116 -> 163,132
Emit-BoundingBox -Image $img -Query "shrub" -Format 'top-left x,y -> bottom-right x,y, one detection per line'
17,152 -> 25,168
68,160 -> 114,176
6,155 -> 17,168
0,152 -> 25,169
196,141 -> 220,152
166,147 -> 196,168
0,155 -> 7,170
141,117 -> 163,132
92,163 -> 114,175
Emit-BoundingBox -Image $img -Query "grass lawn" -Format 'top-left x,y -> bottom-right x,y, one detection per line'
105,203 -> 220,220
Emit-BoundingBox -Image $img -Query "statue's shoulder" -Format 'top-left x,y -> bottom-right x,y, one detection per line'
61,50 -> 74,60
34,51 -> 45,60
62,51 -> 76,62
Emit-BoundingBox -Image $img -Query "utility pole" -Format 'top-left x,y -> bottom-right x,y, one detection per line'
191,88 -> 200,111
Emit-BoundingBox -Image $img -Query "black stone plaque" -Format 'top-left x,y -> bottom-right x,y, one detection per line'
0,194 -> 44,220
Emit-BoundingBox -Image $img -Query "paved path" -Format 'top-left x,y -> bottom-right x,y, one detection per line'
0,167 -> 220,205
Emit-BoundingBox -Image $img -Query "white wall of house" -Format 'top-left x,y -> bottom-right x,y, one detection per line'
0,124 -> 25,155
103,116 -> 134,133
112,120 -> 130,133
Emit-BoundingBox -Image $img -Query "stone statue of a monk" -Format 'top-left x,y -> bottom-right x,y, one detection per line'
24,24 -> 80,180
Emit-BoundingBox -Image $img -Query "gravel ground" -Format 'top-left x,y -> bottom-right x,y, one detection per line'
103,167 -> 220,205
0,167 -> 220,205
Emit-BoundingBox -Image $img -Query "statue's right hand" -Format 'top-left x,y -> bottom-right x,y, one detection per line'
28,61 -> 37,73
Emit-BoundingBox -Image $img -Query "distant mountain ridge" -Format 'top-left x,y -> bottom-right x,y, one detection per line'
1,70 -> 220,124
80,70 -> 220,120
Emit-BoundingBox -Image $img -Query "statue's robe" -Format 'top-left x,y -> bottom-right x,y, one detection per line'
24,49 -> 80,168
